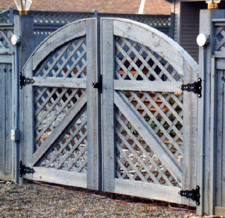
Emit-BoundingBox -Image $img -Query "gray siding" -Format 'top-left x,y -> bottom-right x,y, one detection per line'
180,2 -> 206,62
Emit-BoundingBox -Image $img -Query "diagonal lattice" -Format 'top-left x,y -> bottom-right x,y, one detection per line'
0,30 -> 13,54
115,107 -> 180,187
35,37 -> 87,78
215,26 -> 225,52
34,87 -> 86,152
37,108 -> 88,173
117,91 -> 183,167
115,37 -> 182,82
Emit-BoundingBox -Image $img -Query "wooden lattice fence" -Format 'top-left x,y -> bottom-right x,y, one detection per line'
18,18 -> 199,207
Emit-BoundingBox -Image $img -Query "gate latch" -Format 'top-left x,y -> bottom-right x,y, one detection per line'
179,186 -> 200,206
181,78 -> 202,98
20,72 -> 35,89
19,161 -> 35,177
92,75 -> 102,93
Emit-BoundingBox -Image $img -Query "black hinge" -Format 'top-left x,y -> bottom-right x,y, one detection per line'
92,75 -> 102,93
181,78 -> 202,98
19,72 -> 35,89
179,186 -> 200,206
19,161 -> 35,177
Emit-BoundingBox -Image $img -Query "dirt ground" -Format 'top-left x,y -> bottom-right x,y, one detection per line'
0,180 -> 196,218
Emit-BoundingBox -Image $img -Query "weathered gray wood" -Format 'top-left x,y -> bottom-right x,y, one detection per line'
113,19 -> 198,77
86,19 -> 100,190
181,61 -> 198,206
32,19 -> 89,71
197,10 -> 212,215
114,81 -> 182,92
198,10 -> 225,215
33,94 -> 87,165
210,57 -> 216,213
215,207 -> 225,216
101,19 -> 115,193
0,66 -> 6,173
223,80 -> 225,207
33,77 -> 87,89
216,58 -> 225,70
0,55 -> 13,63
115,179 -> 184,205
115,91 -> 182,183
215,68 -> 224,208
23,60 -> 34,172
32,167 -> 87,188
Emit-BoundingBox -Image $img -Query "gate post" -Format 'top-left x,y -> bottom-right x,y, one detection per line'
198,10 -> 225,216
12,15 -> 34,183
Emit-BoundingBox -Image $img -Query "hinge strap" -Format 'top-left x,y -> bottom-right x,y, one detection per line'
20,72 -> 35,89
19,161 -> 35,177
181,78 -> 202,98
179,186 -> 200,206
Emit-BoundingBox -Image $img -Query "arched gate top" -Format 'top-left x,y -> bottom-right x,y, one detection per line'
24,17 -> 199,78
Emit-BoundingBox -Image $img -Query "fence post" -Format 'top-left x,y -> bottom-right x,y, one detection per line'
169,13 -> 175,39
198,9 -> 225,216
13,14 -> 34,183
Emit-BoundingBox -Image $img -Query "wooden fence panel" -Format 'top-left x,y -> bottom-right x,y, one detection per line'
0,22 -> 14,181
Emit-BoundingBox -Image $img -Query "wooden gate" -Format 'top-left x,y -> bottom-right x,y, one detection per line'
21,18 -> 199,206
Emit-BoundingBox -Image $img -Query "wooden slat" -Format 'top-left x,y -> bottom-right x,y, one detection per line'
114,91 -> 182,184
23,60 -> 35,171
115,178 -> 183,205
101,19 -> 115,192
33,77 -> 87,89
215,207 -> 225,216
114,80 -> 182,92
0,55 -> 12,63
0,67 -> 6,172
33,94 -> 87,165
222,79 -> 225,207
86,19 -> 100,190
29,167 -> 87,188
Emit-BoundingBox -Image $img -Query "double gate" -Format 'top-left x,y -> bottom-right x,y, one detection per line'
21,18 -> 199,206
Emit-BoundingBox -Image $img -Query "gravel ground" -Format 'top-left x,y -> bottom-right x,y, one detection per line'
0,180 -> 196,218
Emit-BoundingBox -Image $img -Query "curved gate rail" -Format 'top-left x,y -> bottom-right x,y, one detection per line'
21,18 -> 198,206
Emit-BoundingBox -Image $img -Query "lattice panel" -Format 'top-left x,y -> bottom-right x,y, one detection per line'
115,91 -> 183,186
35,37 -> 87,78
115,37 -> 182,82
0,30 -> 13,54
34,87 -> 86,151
32,12 -> 93,26
115,106 -> 180,187
37,108 -> 87,173
102,14 -> 170,28
0,11 -> 10,24
215,26 -> 225,52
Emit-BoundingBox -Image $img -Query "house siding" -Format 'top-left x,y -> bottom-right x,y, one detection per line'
180,2 -> 207,62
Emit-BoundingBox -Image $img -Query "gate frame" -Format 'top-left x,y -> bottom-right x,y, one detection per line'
19,17 -> 199,207
101,18 -> 199,206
